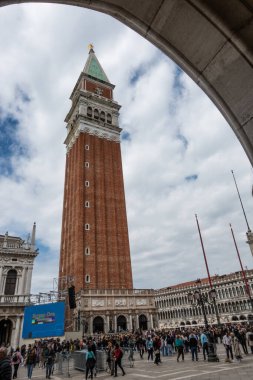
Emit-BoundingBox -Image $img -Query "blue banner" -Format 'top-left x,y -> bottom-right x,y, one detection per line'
22,302 -> 65,339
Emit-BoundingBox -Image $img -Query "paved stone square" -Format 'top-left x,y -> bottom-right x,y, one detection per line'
17,345 -> 253,380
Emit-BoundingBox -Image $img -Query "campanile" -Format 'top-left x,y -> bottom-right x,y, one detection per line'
59,46 -> 133,293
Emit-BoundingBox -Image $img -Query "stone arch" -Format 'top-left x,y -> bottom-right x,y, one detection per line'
92,316 -> 104,333
0,1 -> 252,164
117,315 -> 127,332
0,319 -> 13,346
139,314 -> 148,330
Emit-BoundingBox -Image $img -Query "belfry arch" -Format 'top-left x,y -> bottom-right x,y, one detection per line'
1,1 -> 253,165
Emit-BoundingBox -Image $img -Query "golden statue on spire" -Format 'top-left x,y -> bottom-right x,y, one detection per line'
88,43 -> 94,51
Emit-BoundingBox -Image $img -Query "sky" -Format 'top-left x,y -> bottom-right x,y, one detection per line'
0,3 -> 253,294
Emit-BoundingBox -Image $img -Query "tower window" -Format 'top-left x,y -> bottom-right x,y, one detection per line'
87,107 -> 92,118
107,113 -> 112,124
94,109 -> 99,119
85,275 -> 90,283
85,181 -> 89,187
85,247 -> 90,255
85,145 -> 89,150
100,111 -> 105,122
85,201 -> 90,208
85,224 -> 90,230
85,162 -> 89,168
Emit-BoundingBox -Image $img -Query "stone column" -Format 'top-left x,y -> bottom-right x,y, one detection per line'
0,267 -> 3,294
150,314 -> 153,329
106,315 -> 110,333
89,316 -> 93,335
135,315 -> 139,330
13,316 -> 21,348
129,315 -> 132,331
18,268 -> 25,294
2,274 -> 7,295
25,267 -> 33,294
114,315 -> 117,332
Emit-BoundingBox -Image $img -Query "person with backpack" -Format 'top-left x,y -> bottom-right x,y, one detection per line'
113,343 -> 125,377
85,346 -> 96,380
189,332 -> 198,361
11,348 -> 22,379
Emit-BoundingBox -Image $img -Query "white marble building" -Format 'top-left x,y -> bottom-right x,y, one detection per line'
0,224 -> 38,347
155,270 -> 253,329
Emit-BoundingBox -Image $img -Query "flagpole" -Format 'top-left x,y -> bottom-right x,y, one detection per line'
230,223 -> 253,311
231,170 -> 251,232
195,214 -> 213,288
195,214 -> 221,326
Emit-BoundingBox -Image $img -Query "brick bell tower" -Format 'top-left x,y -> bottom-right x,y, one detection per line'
59,45 -> 133,293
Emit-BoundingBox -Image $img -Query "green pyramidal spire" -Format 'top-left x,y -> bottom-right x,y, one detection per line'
83,44 -> 110,83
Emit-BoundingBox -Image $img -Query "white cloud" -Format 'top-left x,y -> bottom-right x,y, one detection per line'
0,3 -> 252,295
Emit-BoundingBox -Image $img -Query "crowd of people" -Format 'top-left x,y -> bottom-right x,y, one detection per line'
0,324 -> 253,379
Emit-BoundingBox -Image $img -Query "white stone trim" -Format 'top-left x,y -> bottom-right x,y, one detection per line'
66,121 -> 120,152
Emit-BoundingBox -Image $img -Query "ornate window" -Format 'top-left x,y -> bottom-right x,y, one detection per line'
85,162 -> 89,168
85,181 -> 89,187
87,107 -> 92,118
107,113 -> 112,124
94,109 -> 99,119
100,111 -> 105,122
85,224 -> 90,230
85,145 -> 89,150
4,269 -> 17,295
85,201 -> 90,208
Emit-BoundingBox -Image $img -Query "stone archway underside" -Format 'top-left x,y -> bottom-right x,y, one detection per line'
1,0 -> 253,165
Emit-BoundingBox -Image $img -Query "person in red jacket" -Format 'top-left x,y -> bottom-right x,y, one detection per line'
113,343 -> 125,377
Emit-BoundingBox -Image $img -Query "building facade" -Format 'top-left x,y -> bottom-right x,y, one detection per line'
59,46 -> 132,293
155,270 -> 253,329
73,288 -> 157,335
0,224 -> 38,347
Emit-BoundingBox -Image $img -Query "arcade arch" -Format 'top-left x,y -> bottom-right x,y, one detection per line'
93,316 -> 104,333
1,1 -> 253,164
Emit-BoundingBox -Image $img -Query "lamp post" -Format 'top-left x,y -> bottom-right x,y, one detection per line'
188,280 -> 219,362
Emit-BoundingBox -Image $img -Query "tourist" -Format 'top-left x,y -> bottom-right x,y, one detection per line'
113,343 -> 125,377
175,335 -> 184,362
45,346 -> 55,379
231,333 -> 242,362
200,330 -> 209,361
189,332 -> 198,361
146,337 -> 154,362
0,347 -> 12,380
246,328 -> 253,354
85,346 -> 96,380
222,331 -> 234,362
25,345 -> 37,379
167,334 -> 174,355
11,347 -> 22,379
